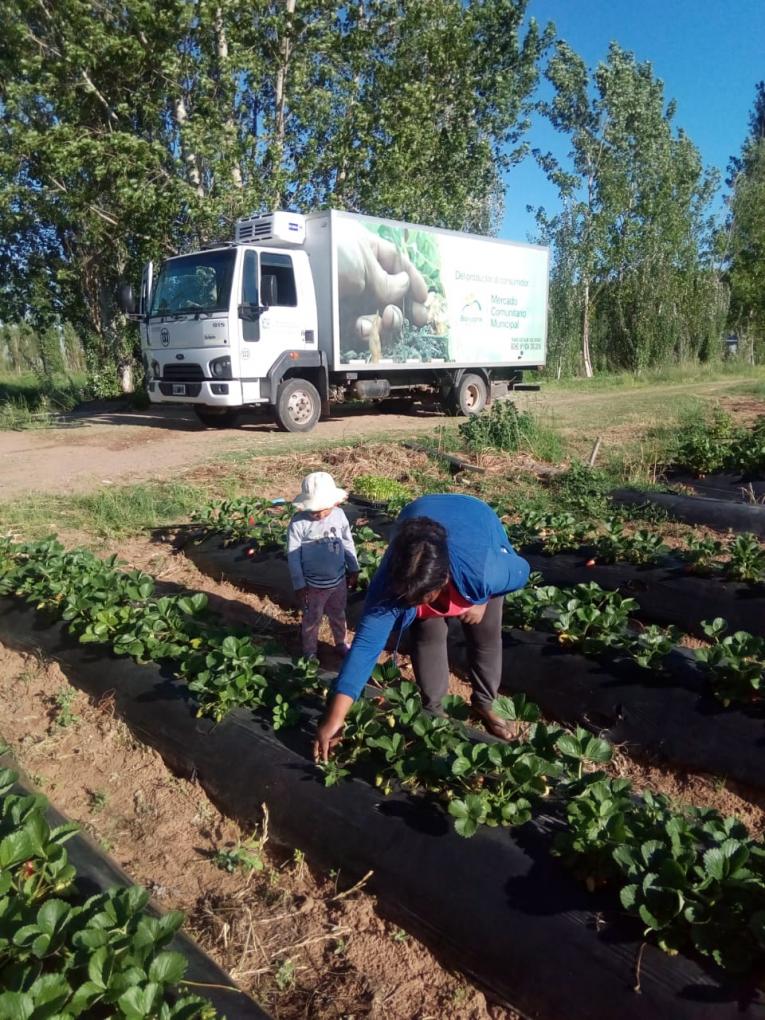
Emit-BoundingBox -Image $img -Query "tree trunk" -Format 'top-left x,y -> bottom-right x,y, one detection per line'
582,280 -> 594,378
214,5 -> 242,189
119,361 -> 134,395
272,0 -> 297,205
174,95 -> 204,198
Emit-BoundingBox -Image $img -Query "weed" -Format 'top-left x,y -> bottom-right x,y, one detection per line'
390,928 -> 409,943
50,686 -> 79,728
213,831 -> 266,874
88,789 -> 108,813
274,958 -> 296,991
0,480 -> 206,540
290,848 -> 306,879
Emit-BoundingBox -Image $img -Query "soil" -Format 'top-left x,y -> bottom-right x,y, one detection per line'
0,403 -> 452,499
0,643 -> 515,1020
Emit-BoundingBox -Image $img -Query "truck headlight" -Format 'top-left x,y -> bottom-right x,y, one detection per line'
210,356 -> 232,379
151,359 -> 161,379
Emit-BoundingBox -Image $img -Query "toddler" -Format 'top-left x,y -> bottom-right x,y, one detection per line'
287,471 -> 359,659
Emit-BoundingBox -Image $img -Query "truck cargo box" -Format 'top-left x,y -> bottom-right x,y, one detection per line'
304,210 -> 549,371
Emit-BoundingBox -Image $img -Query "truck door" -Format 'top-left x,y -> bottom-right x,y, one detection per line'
240,249 -> 309,375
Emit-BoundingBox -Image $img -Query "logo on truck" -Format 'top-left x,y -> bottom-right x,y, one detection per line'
160,328 -> 170,347
459,297 -> 483,325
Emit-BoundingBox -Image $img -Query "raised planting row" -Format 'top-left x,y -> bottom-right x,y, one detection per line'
0,760 -> 264,1019
612,487 -> 765,538
502,579 -> 763,708
508,509 -> 765,584
3,538 -> 765,1001
183,506 -> 764,711
180,505 -> 765,785
189,495 -> 765,641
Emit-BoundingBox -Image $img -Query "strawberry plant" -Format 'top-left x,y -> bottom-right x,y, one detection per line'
352,525 -> 387,588
631,623 -> 681,669
194,496 -> 292,549
681,534 -> 725,574
726,533 -> 765,584
695,619 -> 764,704
554,588 -> 638,656
0,768 -> 220,1018
593,519 -> 667,566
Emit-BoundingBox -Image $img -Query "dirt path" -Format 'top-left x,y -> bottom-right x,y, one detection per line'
0,405 -> 446,499
1,376 -> 762,500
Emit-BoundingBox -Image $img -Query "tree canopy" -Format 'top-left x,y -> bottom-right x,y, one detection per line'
0,0 -> 549,381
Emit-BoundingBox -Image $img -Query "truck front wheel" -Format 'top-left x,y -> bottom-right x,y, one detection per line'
443,373 -> 487,417
274,378 -> 321,433
195,407 -> 241,429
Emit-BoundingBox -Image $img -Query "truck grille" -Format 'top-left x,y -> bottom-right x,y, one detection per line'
162,363 -> 204,382
159,382 -> 202,397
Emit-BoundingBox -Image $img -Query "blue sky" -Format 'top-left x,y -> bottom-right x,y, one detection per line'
500,0 -> 765,242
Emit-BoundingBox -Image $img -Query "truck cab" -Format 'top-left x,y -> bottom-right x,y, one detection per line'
138,213 -> 325,431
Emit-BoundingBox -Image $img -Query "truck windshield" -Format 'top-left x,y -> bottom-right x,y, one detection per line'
149,250 -> 235,317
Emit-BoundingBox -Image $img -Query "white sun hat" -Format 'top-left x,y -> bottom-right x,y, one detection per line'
292,471 -> 348,512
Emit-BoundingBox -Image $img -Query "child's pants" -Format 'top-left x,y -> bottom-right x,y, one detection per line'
302,581 -> 347,655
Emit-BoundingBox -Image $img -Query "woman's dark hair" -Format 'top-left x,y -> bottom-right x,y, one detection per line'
386,516 -> 449,606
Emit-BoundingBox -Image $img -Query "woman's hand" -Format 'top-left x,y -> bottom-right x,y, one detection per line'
461,602 -> 488,625
313,693 -> 354,762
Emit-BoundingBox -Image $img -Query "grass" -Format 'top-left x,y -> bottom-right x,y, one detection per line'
0,372 -> 90,430
542,362 -> 765,392
0,480 -> 208,540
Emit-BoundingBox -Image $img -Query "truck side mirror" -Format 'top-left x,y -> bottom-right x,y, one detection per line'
118,283 -> 137,315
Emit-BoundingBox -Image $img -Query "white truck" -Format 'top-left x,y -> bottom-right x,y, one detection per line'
119,210 -> 549,432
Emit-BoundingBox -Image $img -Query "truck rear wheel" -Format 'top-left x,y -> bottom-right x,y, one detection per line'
194,407 -> 240,429
274,378 -> 321,433
444,373 -> 487,417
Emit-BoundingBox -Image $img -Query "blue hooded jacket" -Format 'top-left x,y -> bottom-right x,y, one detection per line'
333,494 -> 530,701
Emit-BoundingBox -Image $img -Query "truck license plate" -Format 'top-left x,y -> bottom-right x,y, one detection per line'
172,384 -> 186,395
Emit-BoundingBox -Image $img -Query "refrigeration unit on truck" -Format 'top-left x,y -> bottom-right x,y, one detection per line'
119,210 -> 549,432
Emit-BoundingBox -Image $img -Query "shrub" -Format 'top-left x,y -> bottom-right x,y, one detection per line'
459,400 -> 563,462
671,407 -> 745,476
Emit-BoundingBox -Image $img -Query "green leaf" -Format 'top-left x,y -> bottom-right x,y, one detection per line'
37,898 -> 70,934
619,884 -> 638,910
450,756 -> 472,777
148,950 -> 187,985
583,736 -> 612,764
0,992 -> 34,1020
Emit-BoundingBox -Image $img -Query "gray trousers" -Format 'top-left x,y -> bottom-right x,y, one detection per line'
409,596 -> 503,713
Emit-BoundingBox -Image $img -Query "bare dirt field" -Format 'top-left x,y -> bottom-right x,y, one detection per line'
2,374 -> 763,499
